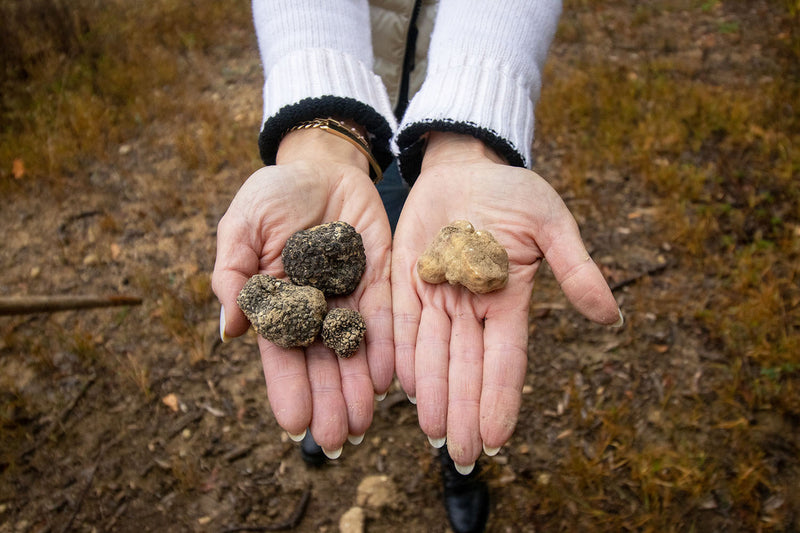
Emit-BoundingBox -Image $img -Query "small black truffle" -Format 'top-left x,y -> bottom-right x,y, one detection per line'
321,308 -> 367,358
237,274 -> 327,348
281,221 -> 366,296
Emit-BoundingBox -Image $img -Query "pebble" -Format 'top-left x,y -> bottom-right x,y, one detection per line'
356,475 -> 398,510
339,506 -> 365,533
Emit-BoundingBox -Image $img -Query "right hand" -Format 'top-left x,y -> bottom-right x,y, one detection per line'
212,127 -> 394,456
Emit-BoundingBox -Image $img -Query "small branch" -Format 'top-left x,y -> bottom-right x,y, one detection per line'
60,439 -> 112,533
166,410 -> 204,440
0,294 -> 142,316
222,486 -> 312,532
609,263 -> 668,293
19,373 -> 97,460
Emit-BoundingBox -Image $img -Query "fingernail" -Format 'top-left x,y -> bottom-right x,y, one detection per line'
428,435 -> 446,449
348,433 -> 365,445
454,462 -> 475,475
322,446 -> 343,460
287,429 -> 307,442
374,391 -> 387,402
611,309 -> 624,328
483,443 -> 501,456
407,394 -> 417,405
220,305 -> 231,343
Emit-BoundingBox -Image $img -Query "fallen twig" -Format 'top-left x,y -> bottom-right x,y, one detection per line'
167,410 -> 204,440
0,294 -> 142,316
609,263 -> 669,293
19,373 -> 97,460
221,485 -> 312,532
60,439 -> 113,533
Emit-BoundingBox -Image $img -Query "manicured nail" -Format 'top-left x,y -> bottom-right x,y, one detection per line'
287,429 -> 307,442
407,394 -> 417,405
483,443 -> 501,457
374,391 -> 387,402
348,433 -> 365,445
454,462 -> 475,475
322,446 -> 343,460
428,436 -> 446,449
612,309 -> 624,328
220,305 -> 231,343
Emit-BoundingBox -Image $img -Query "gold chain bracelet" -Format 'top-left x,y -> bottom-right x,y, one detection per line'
285,118 -> 383,184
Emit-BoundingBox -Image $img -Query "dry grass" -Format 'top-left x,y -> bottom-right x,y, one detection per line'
531,0 -> 800,529
0,0 -> 255,184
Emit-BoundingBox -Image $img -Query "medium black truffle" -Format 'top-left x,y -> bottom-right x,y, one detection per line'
281,221 -> 366,296
237,273 -> 327,348
321,308 -> 367,358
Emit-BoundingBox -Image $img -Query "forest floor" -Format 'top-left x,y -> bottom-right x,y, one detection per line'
1,1 -> 799,532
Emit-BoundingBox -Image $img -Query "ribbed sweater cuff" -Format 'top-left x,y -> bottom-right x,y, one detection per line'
396,55 -> 537,183
259,48 -> 397,169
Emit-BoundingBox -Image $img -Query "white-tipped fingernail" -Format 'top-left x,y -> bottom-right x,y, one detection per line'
407,394 -> 417,405
322,446 -> 343,460
374,391 -> 387,402
454,462 -> 475,475
428,436 -> 446,449
483,444 -> 501,457
612,309 -> 624,328
287,429 -> 307,442
348,434 -> 365,445
220,305 -> 231,343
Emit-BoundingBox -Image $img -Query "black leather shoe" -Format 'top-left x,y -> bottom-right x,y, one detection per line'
440,447 -> 489,533
300,432 -> 326,467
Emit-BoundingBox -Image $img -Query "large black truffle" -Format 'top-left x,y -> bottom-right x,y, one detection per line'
237,274 -> 327,348
321,308 -> 367,358
281,221 -> 366,296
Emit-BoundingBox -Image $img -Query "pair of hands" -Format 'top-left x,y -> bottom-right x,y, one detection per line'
212,129 -> 621,470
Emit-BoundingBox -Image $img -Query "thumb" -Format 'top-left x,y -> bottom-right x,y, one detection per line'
538,214 -> 623,327
212,214 -> 261,340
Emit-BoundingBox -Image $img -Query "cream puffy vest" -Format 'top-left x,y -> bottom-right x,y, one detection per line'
369,0 -> 437,114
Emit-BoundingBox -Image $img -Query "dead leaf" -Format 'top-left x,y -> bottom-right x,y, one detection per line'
162,393 -> 180,412
12,158 -> 25,179
110,243 -> 121,261
556,429 -> 574,440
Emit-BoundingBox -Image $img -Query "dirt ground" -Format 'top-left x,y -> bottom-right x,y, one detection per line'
1,1 -> 798,532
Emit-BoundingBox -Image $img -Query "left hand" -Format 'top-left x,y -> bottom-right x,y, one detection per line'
391,132 -> 622,470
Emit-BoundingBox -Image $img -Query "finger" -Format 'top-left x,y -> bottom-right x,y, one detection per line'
358,245 -> 395,396
540,214 -> 621,326
414,305 -> 451,443
259,338 -> 311,438
338,348 -> 375,440
445,310 -> 484,468
306,343 -> 349,455
391,246 -> 423,400
212,212 -> 261,339
479,289 -> 530,452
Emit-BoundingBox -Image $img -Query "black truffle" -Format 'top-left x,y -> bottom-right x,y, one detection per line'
321,308 -> 367,358
282,221 -> 366,296
237,274 -> 327,348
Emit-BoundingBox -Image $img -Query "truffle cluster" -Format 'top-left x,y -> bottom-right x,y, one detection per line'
417,220 -> 509,294
282,221 -> 366,296
237,221 -> 367,358
321,308 -> 367,358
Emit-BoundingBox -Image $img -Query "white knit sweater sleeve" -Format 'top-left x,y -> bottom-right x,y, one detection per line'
396,0 -> 562,182
252,0 -> 396,168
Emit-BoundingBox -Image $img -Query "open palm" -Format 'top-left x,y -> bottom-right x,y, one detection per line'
213,160 -> 393,454
392,145 -> 621,470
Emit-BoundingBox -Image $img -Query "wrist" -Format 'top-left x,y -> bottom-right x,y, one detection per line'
276,118 -> 370,172
421,131 -> 508,171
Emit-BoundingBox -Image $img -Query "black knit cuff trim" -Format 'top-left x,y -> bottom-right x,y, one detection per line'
396,120 -> 525,186
258,96 -> 394,172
